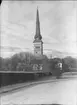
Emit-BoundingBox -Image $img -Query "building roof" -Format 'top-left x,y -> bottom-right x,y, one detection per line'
34,8 -> 42,41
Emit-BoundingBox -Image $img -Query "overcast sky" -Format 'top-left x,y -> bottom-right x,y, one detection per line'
1,0 -> 77,58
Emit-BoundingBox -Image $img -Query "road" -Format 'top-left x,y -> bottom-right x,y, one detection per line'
0,75 -> 77,105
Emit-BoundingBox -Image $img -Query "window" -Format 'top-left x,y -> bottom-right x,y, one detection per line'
33,64 -> 38,70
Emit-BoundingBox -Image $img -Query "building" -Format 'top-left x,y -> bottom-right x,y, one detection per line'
32,8 -> 51,71
33,8 -> 43,57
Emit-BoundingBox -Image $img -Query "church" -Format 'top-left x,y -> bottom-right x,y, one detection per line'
33,8 -> 43,57
32,8 -> 50,71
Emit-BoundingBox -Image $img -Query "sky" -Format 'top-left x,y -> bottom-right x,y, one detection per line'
1,0 -> 77,58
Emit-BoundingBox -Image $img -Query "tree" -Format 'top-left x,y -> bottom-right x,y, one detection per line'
11,54 -> 21,71
62,56 -> 77,72
0,57 -> 12,71
0,57 -> 3,70
10,52 -> 36,71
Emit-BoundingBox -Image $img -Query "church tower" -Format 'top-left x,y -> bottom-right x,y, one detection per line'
33,8 -> 43,57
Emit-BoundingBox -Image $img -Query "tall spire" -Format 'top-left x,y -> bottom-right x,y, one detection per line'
34,7 -> 42,40
33,7 -> 43,56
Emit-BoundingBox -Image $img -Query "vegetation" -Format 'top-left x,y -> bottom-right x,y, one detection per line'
0,52 -> 77,72
62,56 -> 77,72
48,56 -> 77,73
0,52 -> 35,71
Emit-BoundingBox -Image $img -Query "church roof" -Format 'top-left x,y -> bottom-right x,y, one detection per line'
34,8 -> 42,41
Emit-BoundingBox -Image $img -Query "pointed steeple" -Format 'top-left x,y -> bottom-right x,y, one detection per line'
34,7 -> 42,40
33,7 -> 43,56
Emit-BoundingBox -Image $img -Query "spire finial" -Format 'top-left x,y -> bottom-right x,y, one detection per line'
37,6 -> 39,14
37,5 -> 38,9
